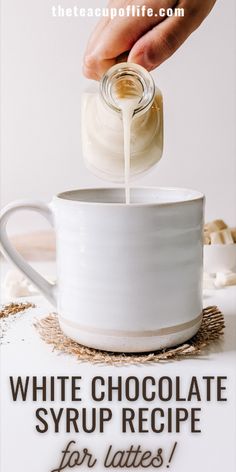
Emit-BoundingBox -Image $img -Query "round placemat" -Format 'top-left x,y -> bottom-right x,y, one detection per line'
34,306 -> 225,365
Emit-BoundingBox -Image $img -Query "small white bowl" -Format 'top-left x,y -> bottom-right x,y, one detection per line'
204,244 -> 236,273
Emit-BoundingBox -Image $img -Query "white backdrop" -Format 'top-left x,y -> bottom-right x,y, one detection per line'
1,0 -> 236,233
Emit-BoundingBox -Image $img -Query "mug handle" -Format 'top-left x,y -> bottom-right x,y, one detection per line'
0,200 -> 57,307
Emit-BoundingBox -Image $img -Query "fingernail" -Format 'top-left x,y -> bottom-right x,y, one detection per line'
129,49 -> 153,70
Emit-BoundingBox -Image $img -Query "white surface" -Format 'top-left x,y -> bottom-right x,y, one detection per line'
0,260 -> 236,471
1,0 -> 236,234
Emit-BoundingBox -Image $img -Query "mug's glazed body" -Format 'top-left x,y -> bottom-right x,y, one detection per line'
53,188 -> 204,352
0,187 -> 204,352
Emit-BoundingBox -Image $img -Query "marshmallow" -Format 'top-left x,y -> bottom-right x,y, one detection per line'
2,270 -> 37,299
210,228 -> 234,245
230,227 -> 236,243
203,232 -> 211,245
2,269 -> 56,300
214,271 -> 236,288
204,219 -> 228,233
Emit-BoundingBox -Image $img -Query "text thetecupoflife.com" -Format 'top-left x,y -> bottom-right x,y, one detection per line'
51,5 -> 185,20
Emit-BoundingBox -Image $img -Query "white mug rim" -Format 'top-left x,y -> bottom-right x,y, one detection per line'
55,186 -> 204,207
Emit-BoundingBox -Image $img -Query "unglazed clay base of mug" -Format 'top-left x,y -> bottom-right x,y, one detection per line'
59,314 -> 202,353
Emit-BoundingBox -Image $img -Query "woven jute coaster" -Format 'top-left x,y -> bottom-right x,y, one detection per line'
34,306 -> 225,365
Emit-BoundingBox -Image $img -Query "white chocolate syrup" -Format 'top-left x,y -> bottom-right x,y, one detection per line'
118,97 -> 140,204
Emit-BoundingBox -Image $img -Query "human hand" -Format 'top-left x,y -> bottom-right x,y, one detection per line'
83,0 -> 216,80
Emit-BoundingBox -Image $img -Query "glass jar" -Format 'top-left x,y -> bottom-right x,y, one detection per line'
81,62 -> 163,182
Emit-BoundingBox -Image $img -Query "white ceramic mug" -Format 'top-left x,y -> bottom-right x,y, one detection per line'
0,187 -> 204,353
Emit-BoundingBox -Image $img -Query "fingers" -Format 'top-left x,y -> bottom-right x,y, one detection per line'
128,16 -> 192,70
83,0 -> 217,79
128,0 -> 217,70
83,0 -> 176,80
83,16 -> 156,80
83,17 -> 111,80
